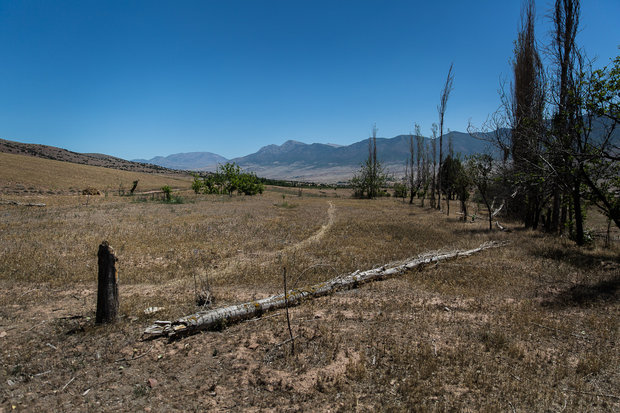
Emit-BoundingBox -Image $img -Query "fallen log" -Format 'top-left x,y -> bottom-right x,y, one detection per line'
143,241 -> 505,339
0,200 -> 46,207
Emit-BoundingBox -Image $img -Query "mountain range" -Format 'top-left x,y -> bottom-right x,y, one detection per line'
134,131 -> 495,183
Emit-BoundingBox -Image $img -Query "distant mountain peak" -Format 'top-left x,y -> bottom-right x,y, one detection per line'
132,151 -> 227,170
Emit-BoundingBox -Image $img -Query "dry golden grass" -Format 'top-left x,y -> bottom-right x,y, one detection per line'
0,152 -> 191,195
0,182 -> 618,411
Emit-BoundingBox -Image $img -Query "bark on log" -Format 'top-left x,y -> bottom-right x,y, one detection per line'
0,200 -> 46,207
143,241 -> 505,339
96,241 -> 119,324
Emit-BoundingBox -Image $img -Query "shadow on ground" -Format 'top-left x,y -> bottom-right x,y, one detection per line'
542,275 -> 619,308
534,245 -> 619,270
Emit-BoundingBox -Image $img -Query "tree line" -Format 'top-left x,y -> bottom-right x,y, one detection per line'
352,0 -> 618,245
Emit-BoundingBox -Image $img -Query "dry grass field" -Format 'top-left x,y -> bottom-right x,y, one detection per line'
0,163 -> 618,411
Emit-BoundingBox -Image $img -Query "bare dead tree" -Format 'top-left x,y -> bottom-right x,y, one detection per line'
407,132 -> 415,204
421,141 -> 431,207
415,124 -> 423,198
430,123 -> 438,208
437,63 -> 455,212
369,123 -> 379,199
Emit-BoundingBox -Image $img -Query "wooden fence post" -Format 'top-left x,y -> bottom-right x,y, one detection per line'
96,241 -> 119,324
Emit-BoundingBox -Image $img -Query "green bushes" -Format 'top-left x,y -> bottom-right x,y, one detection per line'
192,162 -> 264,196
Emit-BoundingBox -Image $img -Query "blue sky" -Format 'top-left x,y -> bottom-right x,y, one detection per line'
1,0 -> 618,160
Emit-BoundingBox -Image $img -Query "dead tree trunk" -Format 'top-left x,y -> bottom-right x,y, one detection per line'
96,241 -> 119,324
143,241 -> 505,339
0,200 -> 46,207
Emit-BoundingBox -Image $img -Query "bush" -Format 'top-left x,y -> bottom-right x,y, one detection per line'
393,183 -> 407,199
193,163 -> 264,196
161,185 -> 172,201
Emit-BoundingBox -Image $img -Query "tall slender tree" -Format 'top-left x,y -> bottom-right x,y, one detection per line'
415,123 -> 423,197
549,0 -> 584,243
437,63 -> 455,212
407,131 -> 415,204
430,123 -> 438,208
512,0 -> 546,229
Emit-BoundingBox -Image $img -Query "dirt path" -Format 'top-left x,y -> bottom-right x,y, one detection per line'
287,201 -> 335,252
164,201 -> 336,291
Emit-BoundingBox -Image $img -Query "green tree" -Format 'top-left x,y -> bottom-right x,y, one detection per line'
198,162 -> 264,196
579,55 -> 620,230
218,162 -> 241,195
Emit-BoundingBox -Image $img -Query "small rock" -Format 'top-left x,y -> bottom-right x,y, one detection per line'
248,343 -> 259,350
7,379 -> 15,386
148,378 -> 158,388
0,331 -> 7,338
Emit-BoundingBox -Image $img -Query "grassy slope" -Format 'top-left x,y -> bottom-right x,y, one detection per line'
0,152 -> 192,194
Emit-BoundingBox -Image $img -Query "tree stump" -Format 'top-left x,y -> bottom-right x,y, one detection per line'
96,241 -> 119,324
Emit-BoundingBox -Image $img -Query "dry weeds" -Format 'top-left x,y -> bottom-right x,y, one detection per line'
0,184 -> 618,411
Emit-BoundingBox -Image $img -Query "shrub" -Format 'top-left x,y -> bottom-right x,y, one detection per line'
161,185 -> 172,201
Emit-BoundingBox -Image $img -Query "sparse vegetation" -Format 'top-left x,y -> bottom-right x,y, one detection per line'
0,167 -> 617,410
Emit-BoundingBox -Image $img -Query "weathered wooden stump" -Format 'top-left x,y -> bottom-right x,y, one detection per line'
96,241 -> 119,324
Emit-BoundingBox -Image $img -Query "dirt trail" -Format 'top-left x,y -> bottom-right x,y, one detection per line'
233,200 -> 335,262
165,201 -> 336,290
287,201 -> 335,252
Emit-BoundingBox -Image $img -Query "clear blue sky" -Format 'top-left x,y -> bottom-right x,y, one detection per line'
1,0 -> 618,160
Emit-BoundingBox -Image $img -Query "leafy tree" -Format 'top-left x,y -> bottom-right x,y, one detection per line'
579,56 -> 620,229
218,162 -> 241,195
194,162 -> 264,196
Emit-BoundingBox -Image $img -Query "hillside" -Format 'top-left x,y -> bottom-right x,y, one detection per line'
0,138 -> 185,175
133,152 -> 228,170
0,152 -> 192,195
